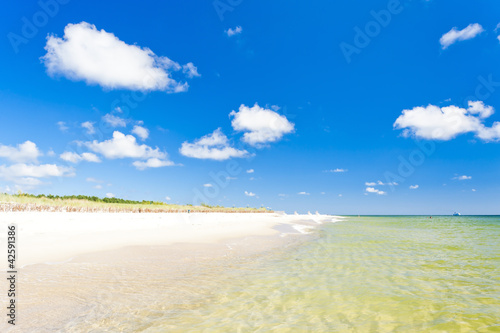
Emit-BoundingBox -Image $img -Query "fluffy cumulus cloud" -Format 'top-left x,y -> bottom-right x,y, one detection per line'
0,141 -> 41,163
179,128 -> 249,161
60,151 -> 101,163
475,123 -> 500,141
0,163 -> 74,186
440,23 -> 484,49
244,191 -> 256,197
132,125 -> 149,140
409,185 -> 419,189
42,22 -> 198,92
298,191 -> 310,195
394,101 -> 500,141
84,131 -> 172,169
86,131 -> 164,159
230,104 -> 294,146
225,26 -> 242,37
365,187 -> 386,195
132,158 -> 173,170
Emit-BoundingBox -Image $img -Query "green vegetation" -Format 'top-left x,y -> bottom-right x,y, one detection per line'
0,193 -> 271,213
15,193 -> 165,205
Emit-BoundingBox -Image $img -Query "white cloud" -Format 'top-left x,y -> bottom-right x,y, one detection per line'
453,175 -> 471,180
42,22 -> 196,92
244,191 -> 256,197
94,184 -> 102,189
132,125 -> 149,140
179,128 -> 249,161
182,62 -> 201,78
230,104 -> 294,146
440,23 -> 484,49
103,113 -> 127,127
81,153 -> 101,163
203,183 -> 213,187
472,189 -> 476,192
106,193 -> 115,198
338,194 -> 343,197
475,122 -> 500,141
378,180 -> 398,186
132,158 -> 173,170
60,152 -> 81,163
246,169 -> 254,173
409,185 -> 419,189
325,168 -> 348,173
86,131 -> 166,159
0,163 -> 74,186
225,26 -> 242,37
298,191 -> 310,195
165,196 -> 171,201
57,121 -> 69,132
365,187 -> 386,195
60,151 -> 101,163
0,141 -> 41,163
365,181 -> 398,186
81,121 -> 95,134
394,101 -> 500,141
85,131 -> 173,168
467,101 -> 494,118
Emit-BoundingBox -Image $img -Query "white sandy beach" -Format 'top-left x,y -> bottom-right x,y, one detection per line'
0,212 -> 343,332
0,212 -> 342,268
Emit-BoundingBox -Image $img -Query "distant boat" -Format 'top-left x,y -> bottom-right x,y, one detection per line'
452,212 -> 461,216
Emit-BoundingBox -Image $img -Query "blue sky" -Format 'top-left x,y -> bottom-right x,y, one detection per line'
1,0 -> 499,214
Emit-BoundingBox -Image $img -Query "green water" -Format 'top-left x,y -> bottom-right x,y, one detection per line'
152,216 -> 500,332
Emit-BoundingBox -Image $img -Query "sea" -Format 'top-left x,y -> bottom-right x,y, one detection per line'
69,215 -> 500,332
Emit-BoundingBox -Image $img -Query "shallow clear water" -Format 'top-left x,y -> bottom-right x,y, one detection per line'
72,216 -> 500,332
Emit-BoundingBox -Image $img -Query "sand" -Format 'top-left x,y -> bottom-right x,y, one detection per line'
0,212 -> 343,331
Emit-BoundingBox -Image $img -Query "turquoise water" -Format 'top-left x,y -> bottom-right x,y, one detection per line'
71,216 -> 500,332
153,216 -> 500,332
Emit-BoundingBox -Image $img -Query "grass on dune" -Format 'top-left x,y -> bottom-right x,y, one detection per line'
0,193 -> 271,213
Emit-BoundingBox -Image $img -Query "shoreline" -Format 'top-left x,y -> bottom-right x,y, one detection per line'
0,212 -> 343,331
0,212 -> 343,268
